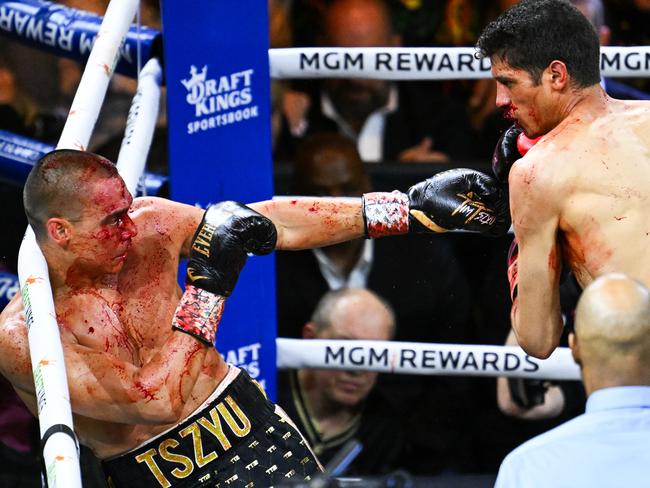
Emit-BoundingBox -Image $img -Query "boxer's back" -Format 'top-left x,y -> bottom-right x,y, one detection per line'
537,99 -> 650,287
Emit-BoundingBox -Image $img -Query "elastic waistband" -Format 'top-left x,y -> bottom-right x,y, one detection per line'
103,369 -> 273,488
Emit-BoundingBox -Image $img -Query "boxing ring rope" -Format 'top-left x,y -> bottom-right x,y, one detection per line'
270,46 -> 650,80
276,339 -> 580,381
16,0 -> 146,486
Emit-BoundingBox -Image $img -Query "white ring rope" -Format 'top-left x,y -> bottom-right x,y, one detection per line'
270,46 -> 650,80
18,1 -> 141,487
276,338 -> 581,381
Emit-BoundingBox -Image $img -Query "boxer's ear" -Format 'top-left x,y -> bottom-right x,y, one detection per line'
547,60 -> 569,91
302,322 -> 318,339
46,218 -> 72,246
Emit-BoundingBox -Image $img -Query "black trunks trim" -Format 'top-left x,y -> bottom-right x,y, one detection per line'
103,370 -> 320,488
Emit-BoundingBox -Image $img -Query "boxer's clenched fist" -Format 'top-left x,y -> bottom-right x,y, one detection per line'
185,201 -> 277,297
407,169 -> 511,237
493,125 -> 523,184
362,168 -> 511,238
173,201 -> 277,345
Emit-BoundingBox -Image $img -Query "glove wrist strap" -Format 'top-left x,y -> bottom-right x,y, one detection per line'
362,191 -> 409,238
172,285 -> 226,346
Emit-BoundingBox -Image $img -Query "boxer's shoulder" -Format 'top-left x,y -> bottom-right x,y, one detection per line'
130,197 -> 202,242
0,292 -> 33,388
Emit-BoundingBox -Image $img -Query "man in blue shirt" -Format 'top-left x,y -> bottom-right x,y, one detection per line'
495,272 -> 650,487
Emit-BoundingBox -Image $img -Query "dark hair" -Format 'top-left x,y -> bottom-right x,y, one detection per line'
23,149 -> 119,240
476,0 -> 600,87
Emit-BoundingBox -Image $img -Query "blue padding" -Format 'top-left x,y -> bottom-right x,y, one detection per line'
0,130 -> 167,195
0,0 -> 161,78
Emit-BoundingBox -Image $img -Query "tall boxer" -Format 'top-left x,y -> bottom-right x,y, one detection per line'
477,0 -> 650,358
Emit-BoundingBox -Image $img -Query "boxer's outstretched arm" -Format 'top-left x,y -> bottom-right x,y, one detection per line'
250,169 -> 510,250
509,163 -> 564,359
250,197 -> 365,250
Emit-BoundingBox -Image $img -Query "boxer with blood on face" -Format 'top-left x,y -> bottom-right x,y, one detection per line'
0,149 -> 507,487
479,0 -> 650,359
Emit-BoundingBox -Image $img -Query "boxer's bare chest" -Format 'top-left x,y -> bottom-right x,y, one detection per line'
59,239 -> 183,363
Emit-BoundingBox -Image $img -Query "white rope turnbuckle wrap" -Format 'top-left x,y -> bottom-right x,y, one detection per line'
276,339 -> 581,381
18,1 -> 141,486
116,57 -> 163,196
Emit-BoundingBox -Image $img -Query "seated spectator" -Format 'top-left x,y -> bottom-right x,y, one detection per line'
276,132 -> 477,474
274,0 -> 476,163
277,288 -> 405,475
495,273 -> 650,487
276,132 -> 471,344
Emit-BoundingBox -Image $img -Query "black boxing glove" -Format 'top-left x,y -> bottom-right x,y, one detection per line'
172,201 -> 277,345
362,168 -> 511,238
184,201 -> 277,296
492,125 -> 523,184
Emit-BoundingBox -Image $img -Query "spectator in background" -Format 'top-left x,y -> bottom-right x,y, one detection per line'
274,0 -> 476,163
495,273 -> 650,487
276,132 -> 471,343
277,288 -> 405,475
276,132 -> 478,475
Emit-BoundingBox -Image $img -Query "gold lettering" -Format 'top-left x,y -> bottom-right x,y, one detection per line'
198,407 -> 233,450
158,439 -> 194,479
192,236 -> 211,258
283,451 -> 293,459
198,224 -> 215,240
180,422 -> 218,468
135,448 -> 171,488
191,223 -> 217,258
218,396 -> 252,437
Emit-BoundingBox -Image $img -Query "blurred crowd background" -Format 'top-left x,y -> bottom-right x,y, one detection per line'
0,0 -> 649,486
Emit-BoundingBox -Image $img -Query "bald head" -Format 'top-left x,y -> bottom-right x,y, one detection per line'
573,273 -> 650,389
309,288 -> 395,340
323,0 -> 398,47
24,150 -> 119,241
